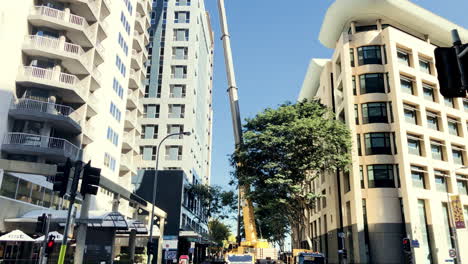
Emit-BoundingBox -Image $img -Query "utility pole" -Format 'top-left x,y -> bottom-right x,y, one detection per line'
38,214 -> 51,264
57,160 -> 82,264
74,194 -> 91,264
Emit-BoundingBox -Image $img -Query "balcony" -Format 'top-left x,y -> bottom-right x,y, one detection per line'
134,13 -> 145,34
122,131 -> 137,152
2,132 -> 80,162
9,99 -> 82,134
127,90 -> 138,110
133,32 -> 144,52
97,19 -> 109,39
101,0 -> 111,18
90,67 -> 102,91
82,120 -> 97,145
86,93 -> 100,117
120,152 -> 137,174
94,41 -> 105,65
129,69 -> 141,89
131,49 -> 143,70
17,66 -> 87,103
29,6 -> 94,47
22,35 -> 89,74
125,110 -> 137,129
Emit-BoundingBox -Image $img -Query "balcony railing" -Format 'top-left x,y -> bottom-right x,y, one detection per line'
96,42 -> 105,55
127,90 -> 138,103
11,98 -> 75,116
21,66 -> 84,92
3,132 -> 80,160
33,6 -> 89,28
24,35 -> 87,65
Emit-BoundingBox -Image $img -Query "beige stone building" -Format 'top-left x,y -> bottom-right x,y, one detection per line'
298,0 -> 468,263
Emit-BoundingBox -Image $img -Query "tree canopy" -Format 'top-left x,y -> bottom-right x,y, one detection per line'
187,184 -> 237,220
208,219 -> 232,247
230,100 -> 352,246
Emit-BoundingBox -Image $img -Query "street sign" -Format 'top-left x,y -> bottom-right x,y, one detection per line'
449,249 -> 457,258
411,240 -> 420,248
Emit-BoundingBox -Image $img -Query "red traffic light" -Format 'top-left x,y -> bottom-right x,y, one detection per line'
47,240 -> 55,248
403,239 -> 409,244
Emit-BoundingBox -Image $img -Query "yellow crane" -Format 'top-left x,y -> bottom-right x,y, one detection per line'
216,0 -> 274,261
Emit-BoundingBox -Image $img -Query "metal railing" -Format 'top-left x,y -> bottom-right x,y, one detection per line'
11,98 -> 76,117
3,132 -> 80,160
125,110 -> 137,125
129,69 -> 140,83
96,41 -> 105,55
33,6 -> 88,28
127,90 -> 138,103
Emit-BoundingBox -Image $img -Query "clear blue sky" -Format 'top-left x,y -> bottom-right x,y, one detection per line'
205,0 -> 468,189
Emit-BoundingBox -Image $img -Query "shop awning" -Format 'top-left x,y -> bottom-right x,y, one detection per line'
0,230 -> 35,242
35,231 -> 64,243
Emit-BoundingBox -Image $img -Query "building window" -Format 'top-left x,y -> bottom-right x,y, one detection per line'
426,111 -> 440,131
397,49 -> 411,66
143,104 -> 160,118
361,102 -> 388,124
360,166 -> 365,188
170,85 -> 186,98
403,104 -> 418,125
171,65 -> 188,79
176,0 -> 191,6
422,84 -> 436,102
350,48 -> 355,67
367,164 -> 395,188
167,124 -> 185,139
359,73 -> 385,94
104,153 -> 116,171
110,102 -> 122,122
452,146 -> 465,165
352,76 -> 356,95
407,134 -> 422,156
435,170 -> 449,192
430,140 -> 445,161
106,127 -> 119,146
175,11 -> 190,23
444,97 -> 455,108
168,104 -> 185,118
411,166 -> 427,189
142,125 -> 158,139
400,75 -> 415,95
457,176 -> 468,195
364,133 -> 391,155
419,58 -> 431,74
356,134 -> 362,156
357,46 -> 382,65
355,25 -> 378,32
447,117 -> 460,136
165,145 -> 183,160
141,146 -> 157,161
174,29 -> 189,41
463,99 -> 468,112
173,47 -> 188,60
354,104 -> 359,125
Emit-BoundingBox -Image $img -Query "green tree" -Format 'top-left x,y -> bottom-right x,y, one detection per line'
208,219 -> 232,247
187,184 -> 237,220
231,100 -> 352,248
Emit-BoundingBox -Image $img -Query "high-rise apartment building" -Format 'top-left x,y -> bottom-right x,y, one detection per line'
135,0 -> 214,236
0,0 -> 163,262
298,1 -> 468,263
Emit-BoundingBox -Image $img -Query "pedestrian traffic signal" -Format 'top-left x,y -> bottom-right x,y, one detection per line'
402,238 -> 411,253
434,45 -> 468,98
53,159 -> 72,197
45,235 -> 56,256
35,213 -> 47,234
80,161 -> 101,196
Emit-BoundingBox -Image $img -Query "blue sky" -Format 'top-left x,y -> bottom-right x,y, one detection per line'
204,0 -> 468,190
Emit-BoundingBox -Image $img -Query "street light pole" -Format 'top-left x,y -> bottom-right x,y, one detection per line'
147,131 -> 191,264
448,166 -> 468,264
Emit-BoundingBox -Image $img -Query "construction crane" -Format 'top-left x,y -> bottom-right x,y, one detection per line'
216,0 -> 274,262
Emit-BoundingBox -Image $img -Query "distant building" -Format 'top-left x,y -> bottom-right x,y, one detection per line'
298,0 -> 468,263
134,0 -> 214,254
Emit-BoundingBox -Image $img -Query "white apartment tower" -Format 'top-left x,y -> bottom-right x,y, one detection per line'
138,0 -> 214,186
299,1 -> 468,263
0,0 -> 162,262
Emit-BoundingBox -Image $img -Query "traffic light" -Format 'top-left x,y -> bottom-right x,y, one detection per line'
147,240 -> 157,255
35,213 -> 47,234
402,238 -> 411,253
80,161 -> 101,196
45,235 -> 56,256
434,45 -> 468,98
53,159 -> 72,197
